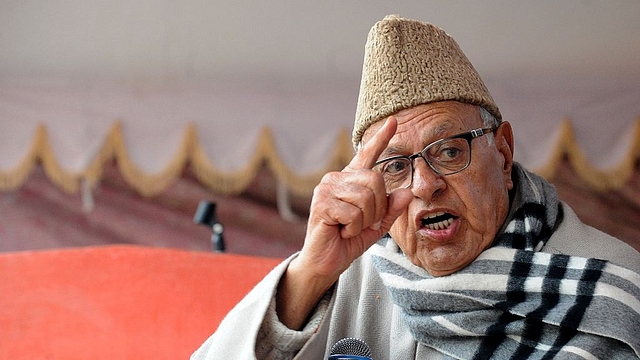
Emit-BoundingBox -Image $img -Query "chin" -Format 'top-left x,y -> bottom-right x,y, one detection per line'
418,248 -> 474,277
425,264 -> 466,277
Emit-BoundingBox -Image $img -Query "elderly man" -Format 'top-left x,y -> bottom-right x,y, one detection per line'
193,15 -> 640,359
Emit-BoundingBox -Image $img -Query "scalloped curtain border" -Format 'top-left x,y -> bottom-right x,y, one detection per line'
0,118 -> 638,197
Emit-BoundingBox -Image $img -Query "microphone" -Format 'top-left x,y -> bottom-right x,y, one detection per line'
328,337 -> 373,360
193,200 -> 226,252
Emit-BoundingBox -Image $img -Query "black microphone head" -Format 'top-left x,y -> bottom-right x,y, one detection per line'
193,201 -> 218,227
329,337 -> 372,360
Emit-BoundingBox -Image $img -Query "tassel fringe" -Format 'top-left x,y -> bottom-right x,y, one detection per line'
1,119 -> 638,197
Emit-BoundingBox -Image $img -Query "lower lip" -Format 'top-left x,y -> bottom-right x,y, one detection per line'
417,218 -> 460,242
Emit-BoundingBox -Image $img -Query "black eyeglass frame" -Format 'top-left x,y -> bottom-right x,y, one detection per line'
373,126 -> 498,191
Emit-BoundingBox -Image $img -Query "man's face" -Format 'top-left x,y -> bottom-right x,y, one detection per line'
362,101 -> 514,276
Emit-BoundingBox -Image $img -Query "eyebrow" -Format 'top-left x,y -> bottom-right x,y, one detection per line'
429,123 -> 455,141
378,122 -> 456,159
378,145 -> 404,159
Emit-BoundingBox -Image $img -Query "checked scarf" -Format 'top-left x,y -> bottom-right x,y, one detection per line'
371,164 -> 640,359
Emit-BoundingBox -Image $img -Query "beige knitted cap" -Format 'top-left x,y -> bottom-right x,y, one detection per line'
353,15 -> 501,148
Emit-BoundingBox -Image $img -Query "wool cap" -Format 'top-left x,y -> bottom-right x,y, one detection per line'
353,15 -> 501,148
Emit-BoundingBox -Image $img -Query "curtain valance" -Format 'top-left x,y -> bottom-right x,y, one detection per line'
1,75 -> 638,197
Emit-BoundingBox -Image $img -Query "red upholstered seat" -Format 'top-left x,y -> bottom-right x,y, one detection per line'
0,245 -> 281,359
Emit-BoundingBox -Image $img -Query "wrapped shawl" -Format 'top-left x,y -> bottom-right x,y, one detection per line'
371,164 -> 640,359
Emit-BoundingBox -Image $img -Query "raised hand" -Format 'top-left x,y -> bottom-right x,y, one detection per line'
276,117 -> 413,329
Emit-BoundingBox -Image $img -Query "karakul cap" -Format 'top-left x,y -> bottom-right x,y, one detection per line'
353,15 -> 501,148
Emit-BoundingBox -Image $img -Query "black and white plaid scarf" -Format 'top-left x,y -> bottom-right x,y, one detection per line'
371,164 -> 640,359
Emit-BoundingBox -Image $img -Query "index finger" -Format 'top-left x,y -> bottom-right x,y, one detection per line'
346,117 -> 397,171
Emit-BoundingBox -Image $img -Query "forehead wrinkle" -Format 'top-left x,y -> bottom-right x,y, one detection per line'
427,122 -> 457,142
388,121 -> 457,155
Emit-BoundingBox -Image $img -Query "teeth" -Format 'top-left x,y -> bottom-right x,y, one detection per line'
427,217 -> 453,230
425,211 -> 446,219
422,212 -> 454,230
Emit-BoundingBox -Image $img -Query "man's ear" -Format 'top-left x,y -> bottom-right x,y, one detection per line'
495,121 -> 515,187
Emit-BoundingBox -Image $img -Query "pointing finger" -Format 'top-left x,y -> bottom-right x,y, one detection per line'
345,117 -> 397,171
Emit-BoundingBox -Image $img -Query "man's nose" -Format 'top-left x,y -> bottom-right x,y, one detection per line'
410,157 -> 446,199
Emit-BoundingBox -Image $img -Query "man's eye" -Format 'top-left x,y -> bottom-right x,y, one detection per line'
383,159 -> 409,174
430,139 -> 466,162
440,147 -> 462,160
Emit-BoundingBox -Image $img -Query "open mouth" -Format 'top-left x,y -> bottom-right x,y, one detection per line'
421,212 -> 457,230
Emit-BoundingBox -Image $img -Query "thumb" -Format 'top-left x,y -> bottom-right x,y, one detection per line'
379,188 -> 413,232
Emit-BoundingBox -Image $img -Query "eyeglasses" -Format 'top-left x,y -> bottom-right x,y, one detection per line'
372,127 -> 496,192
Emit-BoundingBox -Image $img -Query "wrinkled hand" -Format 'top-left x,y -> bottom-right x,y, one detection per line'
277,117 -> 412,330
295,117 -> 413,281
